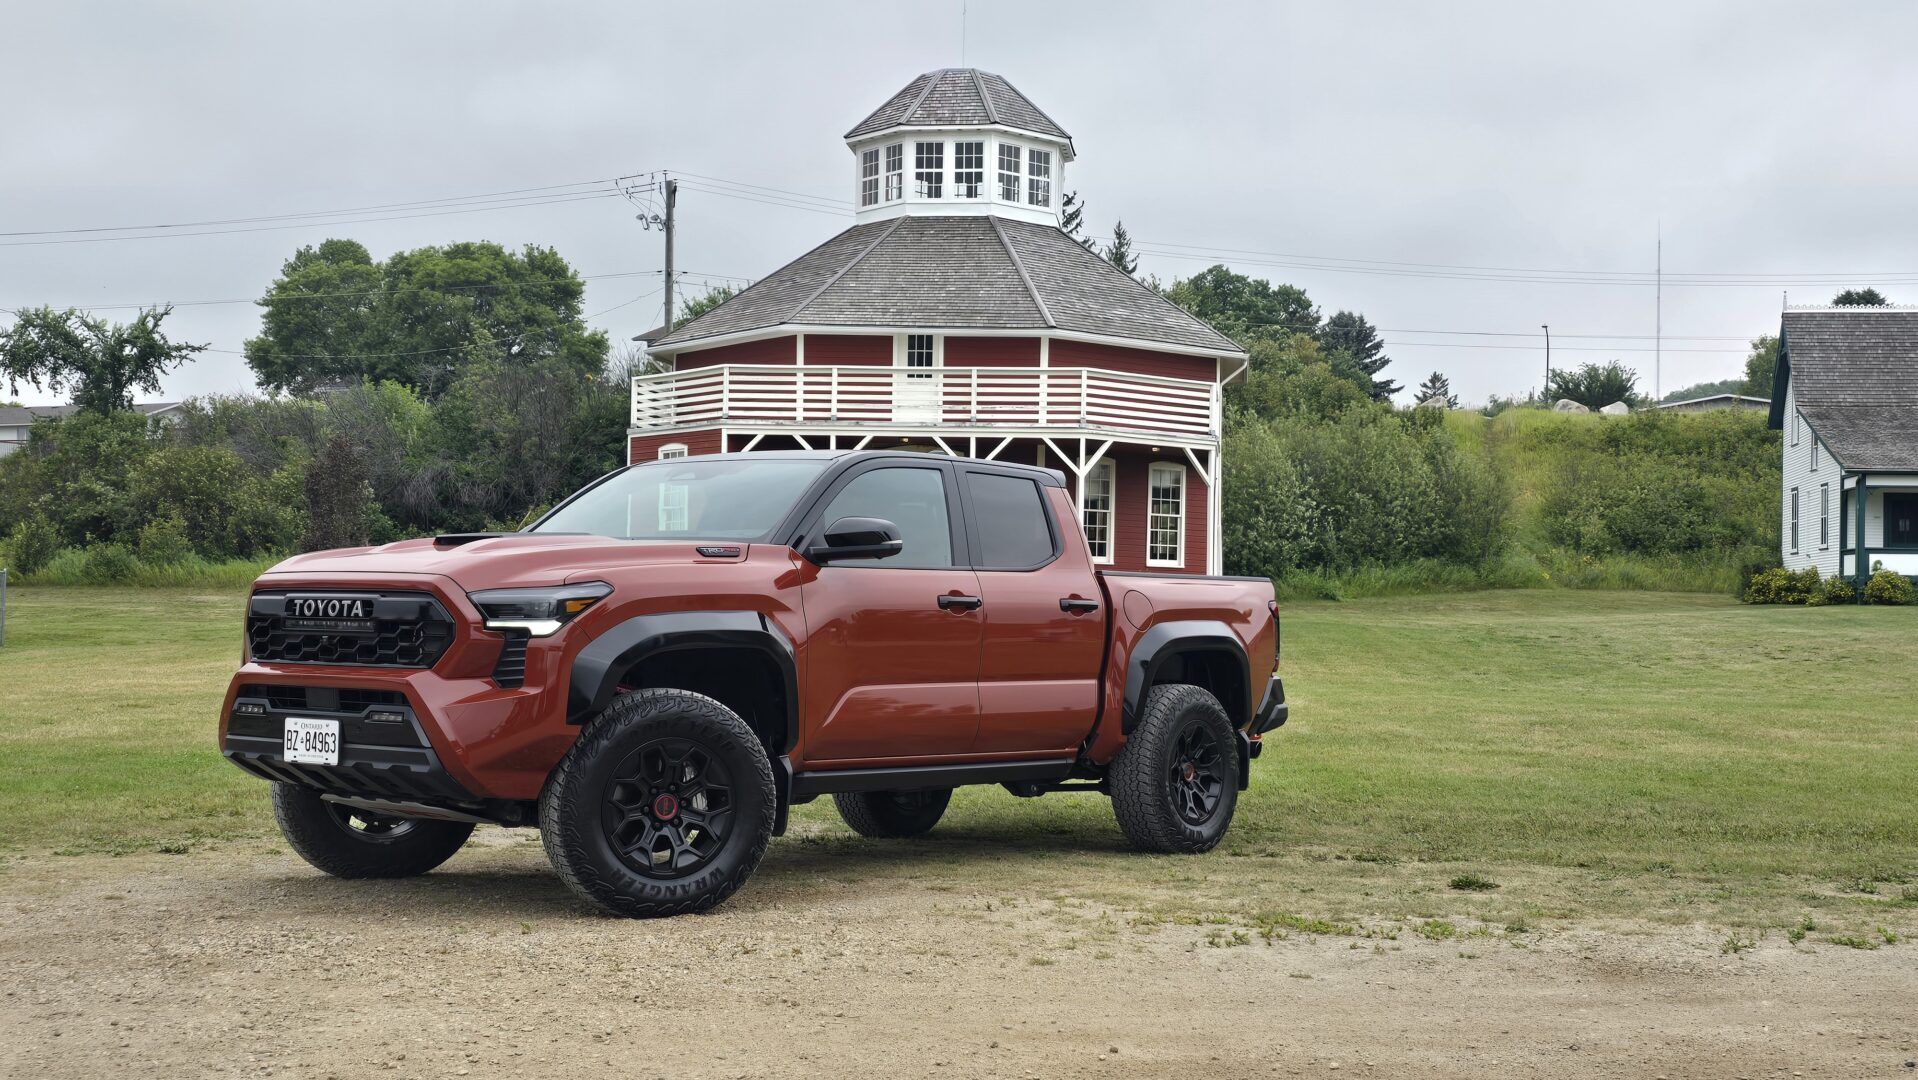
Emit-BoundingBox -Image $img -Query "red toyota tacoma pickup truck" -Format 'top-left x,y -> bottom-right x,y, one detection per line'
220,451 -> 1285,917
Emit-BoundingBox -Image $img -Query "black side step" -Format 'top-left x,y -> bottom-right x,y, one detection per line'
790,758 -> 1075,798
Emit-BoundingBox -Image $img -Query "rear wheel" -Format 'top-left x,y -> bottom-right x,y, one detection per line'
540,688 -> 776,918
271,783 -> 474,878
1109,683 -> 1240,854
833,788 -> 952,838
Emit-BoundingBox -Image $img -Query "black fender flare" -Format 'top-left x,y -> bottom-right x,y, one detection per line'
567,611 -> 799,754
1120,620 -> 1251,734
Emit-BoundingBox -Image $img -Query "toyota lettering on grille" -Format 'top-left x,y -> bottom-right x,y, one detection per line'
282,595 -> 378,634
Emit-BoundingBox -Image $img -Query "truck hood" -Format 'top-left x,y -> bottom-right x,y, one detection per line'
259,534 -> 742,592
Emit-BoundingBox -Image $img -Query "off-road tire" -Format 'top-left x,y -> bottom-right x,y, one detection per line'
832,788 -> 953,838
1109,683 -> 1240,854
271,782 -> 474,878
540,688 -> 776,918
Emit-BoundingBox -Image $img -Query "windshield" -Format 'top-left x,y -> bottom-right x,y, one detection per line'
532,457 -> 830,541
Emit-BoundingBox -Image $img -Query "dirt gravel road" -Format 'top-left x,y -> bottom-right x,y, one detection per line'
4,832 -> 1916,1080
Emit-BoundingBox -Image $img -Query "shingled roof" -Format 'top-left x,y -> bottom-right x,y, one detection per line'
1774,307 -> 1918,470
845,69 -> 1072,148
649,216 -> 1244,357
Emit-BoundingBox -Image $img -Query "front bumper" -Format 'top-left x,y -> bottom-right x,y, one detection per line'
223,685 -> 475,803
1252,674 -> 1288,734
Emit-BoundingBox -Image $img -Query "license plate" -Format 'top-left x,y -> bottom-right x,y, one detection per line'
283,718 -> 340,766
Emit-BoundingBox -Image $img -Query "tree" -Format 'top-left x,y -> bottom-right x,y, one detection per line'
1547,361 -> 1642,410
245,239 -> 609,400
1320,311 -> 1399,401
1832,287 -> 1888,306
302,435 -> 374,552
1060,191 -> 1093,250
1163,266 -> 1319,346
1103,221 -> 1139,275
1741,335 -> 1779,397
674,285 -> 736,329
1415,371 -> 1458,409
1662,377 -> 1745,403
0,305 -> 205,414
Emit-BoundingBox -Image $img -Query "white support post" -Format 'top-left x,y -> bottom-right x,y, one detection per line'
930,435 -> 957,457
741,432 -> 766,453
984,436 -> 1013,460
793,434 -> 812,450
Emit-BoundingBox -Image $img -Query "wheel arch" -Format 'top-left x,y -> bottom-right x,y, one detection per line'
1121,620 -> 1251,735
569,611 -> 799,759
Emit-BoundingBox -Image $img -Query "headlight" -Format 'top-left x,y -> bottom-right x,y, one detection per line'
467,582 -> 612,637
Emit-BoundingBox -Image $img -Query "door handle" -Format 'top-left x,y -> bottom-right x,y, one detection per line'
937,594 -> 983,611
1059,597 -> 1101,614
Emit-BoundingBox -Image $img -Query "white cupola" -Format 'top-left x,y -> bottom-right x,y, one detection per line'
844,69 -> 1075,228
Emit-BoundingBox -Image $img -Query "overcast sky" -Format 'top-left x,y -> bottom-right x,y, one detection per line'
5,1 -> 1917,407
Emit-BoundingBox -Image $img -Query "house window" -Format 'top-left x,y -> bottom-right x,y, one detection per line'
953,141 -> 985,199
1790,487 -> 1799,553
1811,440 -> 1820,471
859,148 -> 880,207
1791,411 -> 1800,446
1147,463 -> 1185,566
998,143 -> 1021,201
1026,148 -> 1052,207
1820,483 -> 1829,549
905,334 -> 935,379
658,479 -> 690,532
1887,493 -> 1918,549
1082,459 -> 1114,563
657,443 -> 688,460
884,144 -> 903,201
914,141 -> 944,198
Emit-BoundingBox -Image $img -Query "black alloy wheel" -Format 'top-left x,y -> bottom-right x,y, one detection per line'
601,737 -> 736,878
1167,720 -> 1228,827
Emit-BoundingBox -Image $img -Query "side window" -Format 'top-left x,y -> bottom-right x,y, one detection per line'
818,467 -> 954,569
965,472 -> 1056,569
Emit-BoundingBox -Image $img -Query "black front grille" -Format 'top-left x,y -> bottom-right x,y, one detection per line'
491,633 -> 530,688
238,684 -> 407,712
247,590 -> 455,668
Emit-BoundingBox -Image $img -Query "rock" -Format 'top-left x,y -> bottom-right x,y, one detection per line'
1599,401 -> 1631,415
1553,399 -> 1590,413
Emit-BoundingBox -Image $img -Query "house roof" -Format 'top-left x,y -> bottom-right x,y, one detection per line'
0,401 -> 181,427
648,216 -> 1245,357
845,69 -> 1072,148
1653,393 -> 1770,409
1774,307 -> 1918,470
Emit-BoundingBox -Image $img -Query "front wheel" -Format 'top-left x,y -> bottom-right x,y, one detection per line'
1109,683 -> 1240,854
271,783 -> 474,878
540,688 -> 776,918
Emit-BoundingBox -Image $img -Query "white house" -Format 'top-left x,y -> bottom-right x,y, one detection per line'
1770,307 -> 1918,582
0,401 -> 185,457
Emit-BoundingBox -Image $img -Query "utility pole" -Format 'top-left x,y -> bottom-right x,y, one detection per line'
1541,324 -> 1551,398
661,178 -> 679,333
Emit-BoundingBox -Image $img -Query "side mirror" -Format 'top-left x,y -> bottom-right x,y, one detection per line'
808,516 -> 903,563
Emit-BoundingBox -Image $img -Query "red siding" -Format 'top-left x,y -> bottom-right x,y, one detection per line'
805,334 -> 891,366
946,336 -> 1040,367
1043,444 -> 1206,576
1049,339 -> 1218,382
674,336 -> 796,370
628,428 -> 723,464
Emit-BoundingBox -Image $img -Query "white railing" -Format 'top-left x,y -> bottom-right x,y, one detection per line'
632,364 -> 1218,440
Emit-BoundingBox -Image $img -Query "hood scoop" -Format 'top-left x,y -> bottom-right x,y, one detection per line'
432,532 -> 517,548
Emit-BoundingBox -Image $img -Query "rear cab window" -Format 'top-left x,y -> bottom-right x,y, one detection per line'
963,471 -> 1058,570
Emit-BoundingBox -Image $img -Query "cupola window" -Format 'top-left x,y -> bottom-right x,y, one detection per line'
914,142 -> 944,198
1026,148 -> 1052,207
998,143 -> 1022,201
954,141 -> 986,199
884,144 -> 903,200
859,148 -> 880,207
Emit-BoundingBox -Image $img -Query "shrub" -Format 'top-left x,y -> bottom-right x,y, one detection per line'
3,512 -> 61,574
81,542 -> 138,583
1864,569 -> 1914,606
1744,566 -> 1822,605
135,514 -> 194,566
1806,575 -> 1855,607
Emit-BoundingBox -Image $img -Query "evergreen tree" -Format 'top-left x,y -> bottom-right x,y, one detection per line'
1060,191 -> 1093,250
1103,220 -> 1139,275
1319,311 -> 1400,401
1415,371 -> 1458,409
1832,287 -> 1888,306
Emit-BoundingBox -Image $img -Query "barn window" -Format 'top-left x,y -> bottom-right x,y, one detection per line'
884,144 -> 904,201
914,141 -> 944,199
1147,462 -> 1185,566
1026,148 -> 1052,207
658,443 -> 688,460
859,148 -> 880,207
953,141 -> 985,199
1082,458 -> 1114,563
998,142 -> 1022,201
905,334 -> 935,379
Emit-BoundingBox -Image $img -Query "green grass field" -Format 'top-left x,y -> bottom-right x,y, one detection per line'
3,586 -> 1914,933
